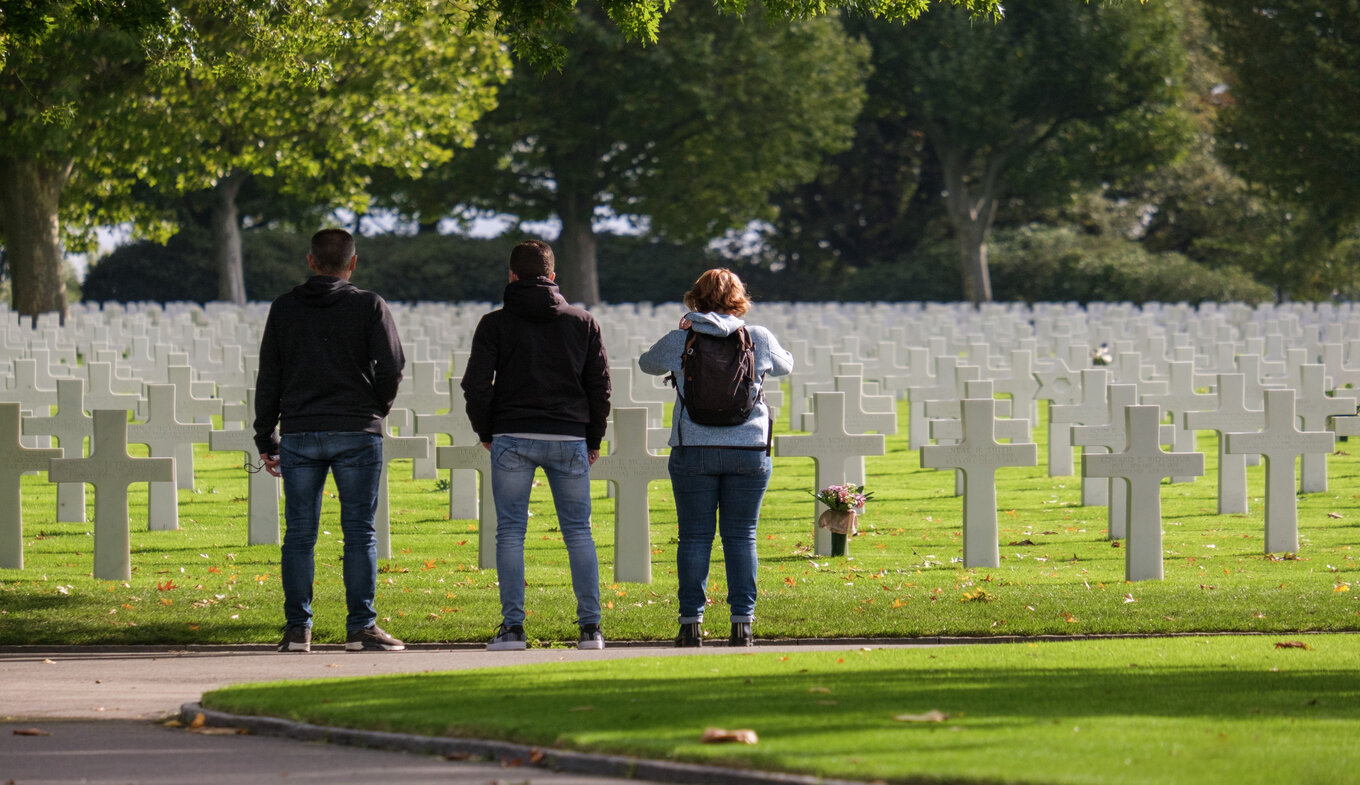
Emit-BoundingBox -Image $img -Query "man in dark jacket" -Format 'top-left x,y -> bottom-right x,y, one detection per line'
254,228 -> 406,654
462,239 -> 611,651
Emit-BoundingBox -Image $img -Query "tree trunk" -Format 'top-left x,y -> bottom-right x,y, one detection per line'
555,188 -> 601,306
938,148 -> 996,305
212,171 -> 249,304
0,156 -> 72,323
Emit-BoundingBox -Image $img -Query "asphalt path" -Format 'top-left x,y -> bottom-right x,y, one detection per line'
0,642 -> 922,785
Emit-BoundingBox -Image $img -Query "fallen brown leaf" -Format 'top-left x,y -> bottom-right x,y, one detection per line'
701,727 -> 759,744
188,713 -> 206,729
12,728 -> 51,736
893,710 -> 949,723
1275,641 -> 1311,650
442,752 -> 471,761
529,749 -> 547,764
190,726 -> 248,735
1328,512 -> 1343,519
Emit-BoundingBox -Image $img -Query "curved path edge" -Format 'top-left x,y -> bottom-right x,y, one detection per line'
181,701 -> 871,785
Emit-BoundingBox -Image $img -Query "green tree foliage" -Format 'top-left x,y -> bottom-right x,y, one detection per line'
129,6 -> 508,303
379,3 -> 871,305
1202,0 -> 1360,233
838,0 -> 1192,304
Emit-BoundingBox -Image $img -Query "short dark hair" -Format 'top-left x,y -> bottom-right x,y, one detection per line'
509,240 -> 554,279
310,229 -> 355,275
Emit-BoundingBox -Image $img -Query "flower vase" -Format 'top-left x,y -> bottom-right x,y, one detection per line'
817,508 -> 858,556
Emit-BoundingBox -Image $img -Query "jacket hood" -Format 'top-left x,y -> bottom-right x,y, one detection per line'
503,277 -> 569,323
685,311 -> 746,337
292,275 -> 357,307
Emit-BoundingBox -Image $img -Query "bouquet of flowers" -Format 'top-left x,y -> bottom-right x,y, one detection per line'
809,483 -> 872,512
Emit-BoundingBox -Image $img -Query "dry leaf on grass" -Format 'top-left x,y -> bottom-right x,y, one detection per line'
1275,641 -> 1311,650
893,710 -> 950,723
188,713 -> 206,729
190,726 -> 248,735
701,727 -> 759,744
12,728 -> 52,736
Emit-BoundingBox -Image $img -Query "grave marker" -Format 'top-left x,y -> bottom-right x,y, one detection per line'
207,388 -> 281,545
377,409 -> 431,559
591,407 -> 670,583
775,392 -> 885,556
21,377 -> 91,522
920,398 -> 1037,568
1083,405 -> 1204,581
0,403 -> 63,569
47,410 -> 174,580
1225,389 -> 1335,554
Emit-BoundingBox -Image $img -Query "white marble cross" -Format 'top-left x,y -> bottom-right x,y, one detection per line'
1049,368 -> 1113,504
1184,373 -> 1262,515
1293,364 -> 1356,492
415,385 -> 478,519
919,398 -> 1037,568
127,384 -> 211,531
0,403 -> 63,569
0,358 -> 57,418
590,407 -> 670,583
1083,405 -> 1204,581
21,377 -> 92,522
207,388 -> 281,546
165,366 -> 222,490
775,392 -> 885,556
1033,358 -> 1084,476
434,441 -> 496,569
1141,360 -> 1216,483
1070,383 -> 1139,538
47,409 -> 175,580
376,409 -> 431,559
393,360 -> 449,479
1225,389 -> 1336,554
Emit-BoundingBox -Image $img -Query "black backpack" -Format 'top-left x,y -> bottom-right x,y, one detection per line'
669,327 -> 762,429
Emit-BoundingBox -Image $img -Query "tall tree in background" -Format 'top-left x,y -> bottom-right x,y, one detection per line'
854,0 -> 1191,303
1203,0 -> 1360,233
0,2 -> 383,320
380,4 -> 870,305
133,9 -> 507,303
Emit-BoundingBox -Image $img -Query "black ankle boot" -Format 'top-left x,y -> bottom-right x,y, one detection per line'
675,622 -> 703,647
729,622 -> 753,647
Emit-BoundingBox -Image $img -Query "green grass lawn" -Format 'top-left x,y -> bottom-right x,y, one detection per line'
3,395 -> 1359,645
201,634 -> 1360,785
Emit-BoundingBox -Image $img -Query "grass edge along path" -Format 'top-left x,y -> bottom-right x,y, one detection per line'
202,634 -> 1360,785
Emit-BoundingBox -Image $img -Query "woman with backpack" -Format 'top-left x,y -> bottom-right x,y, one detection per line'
639,268 -> 794,647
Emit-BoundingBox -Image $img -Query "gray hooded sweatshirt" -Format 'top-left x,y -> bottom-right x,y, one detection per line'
638,311 -> 793,448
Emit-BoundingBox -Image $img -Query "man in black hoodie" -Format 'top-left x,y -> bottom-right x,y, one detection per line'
462,240 -> 611,651
254,229 -> 406,654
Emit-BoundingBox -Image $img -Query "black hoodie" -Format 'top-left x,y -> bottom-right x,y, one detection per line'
461,277 -> 611,449
253,275 -> 405,454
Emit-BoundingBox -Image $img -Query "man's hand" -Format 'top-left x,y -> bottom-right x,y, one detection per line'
679,317 -> 692,330
588,449 -> 599,465
259,453 -> 281,478
482,442 -> 492,451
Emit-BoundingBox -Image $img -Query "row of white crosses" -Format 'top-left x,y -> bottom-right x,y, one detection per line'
7,299 -> 1360,583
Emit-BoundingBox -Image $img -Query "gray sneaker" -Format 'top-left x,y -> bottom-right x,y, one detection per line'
278,625 -> 311,653
345,625 -> 405,652
578,624 -> 605,650
487,624 -> 527,651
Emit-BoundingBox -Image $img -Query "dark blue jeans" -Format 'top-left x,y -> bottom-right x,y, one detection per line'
668,446 -> 772,624
279,431 -> 383,633
490,436 -> 601,628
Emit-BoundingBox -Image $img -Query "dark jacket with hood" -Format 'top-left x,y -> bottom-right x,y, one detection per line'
253,275 -> 405,455
461,276 -> 611,450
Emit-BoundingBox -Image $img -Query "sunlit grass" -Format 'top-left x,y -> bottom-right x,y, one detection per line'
4,395 -> 1359,645
203,634 -> 1360,785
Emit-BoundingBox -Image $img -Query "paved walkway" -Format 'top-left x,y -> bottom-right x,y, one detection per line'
1,642 -> 925,785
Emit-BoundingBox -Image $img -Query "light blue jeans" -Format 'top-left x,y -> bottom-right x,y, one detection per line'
668,446 -> 772,624
490,436 -> 601,628
279,431 -> 383,633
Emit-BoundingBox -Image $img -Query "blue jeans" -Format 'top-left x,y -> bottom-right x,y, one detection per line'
490,436 -> 601,627
668,446 -> 772,624
279,431 -> 383,633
